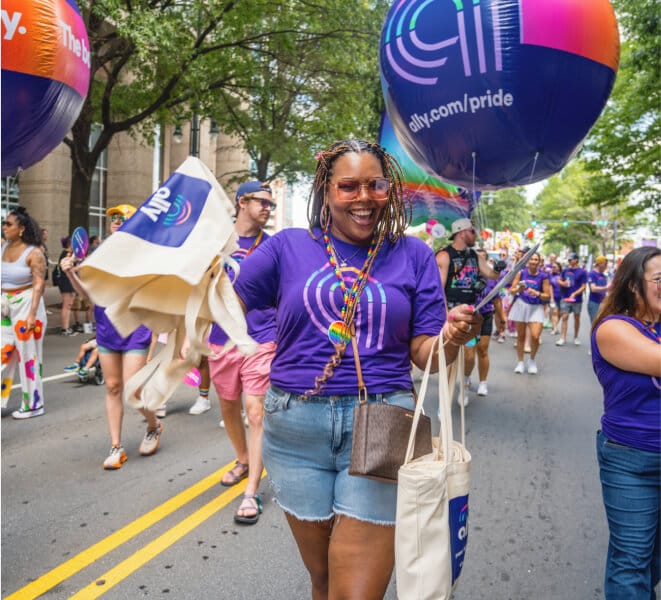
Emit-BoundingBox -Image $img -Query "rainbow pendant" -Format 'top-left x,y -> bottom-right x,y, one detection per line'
328,320 -> 351,345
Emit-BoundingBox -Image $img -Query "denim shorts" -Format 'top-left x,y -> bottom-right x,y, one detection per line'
261,385 -> 415,526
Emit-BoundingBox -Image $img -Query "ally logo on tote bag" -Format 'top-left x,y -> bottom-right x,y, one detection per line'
396,341 -> 471,600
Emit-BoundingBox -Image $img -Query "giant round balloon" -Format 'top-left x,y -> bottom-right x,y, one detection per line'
379,0 -> 619,190
1,0 -> 90,176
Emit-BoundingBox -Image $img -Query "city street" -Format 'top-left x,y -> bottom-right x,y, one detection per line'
0,296 -> 635,599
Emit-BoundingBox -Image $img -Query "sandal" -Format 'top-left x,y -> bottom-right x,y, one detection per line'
234,493 -> 263,525
221,460 -> 249,487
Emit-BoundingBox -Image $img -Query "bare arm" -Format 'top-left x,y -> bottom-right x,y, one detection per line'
410,305 -> 483,371
26,248 -> 47,327
60,255 -> 91,301
436,250 -> 450,288
596,319 -> 661,377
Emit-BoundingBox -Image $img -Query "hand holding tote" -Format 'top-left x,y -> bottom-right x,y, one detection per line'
77,157 -> 256,411
396,340 -> 471,600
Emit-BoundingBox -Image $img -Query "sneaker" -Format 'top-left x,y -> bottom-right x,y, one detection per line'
514,361 -> 525,374
219,411 -> 249,429
139,422 -> 163,456
555,338 -> 566,346
463,376 -> 472,389
155,404 -> 167,418
63,363 -> 80,372
574,338 -> 581,346
189,395 -> 211,415
60,328 -> 77,336
477,381 -> 488,396
456,393 -> 469,407
77,367 -> 89,377
12,406 -> 44,419
73,322 -> 84,333
527,360 -> 538,374
497,334 -> 505,344
103,445 -> 127,470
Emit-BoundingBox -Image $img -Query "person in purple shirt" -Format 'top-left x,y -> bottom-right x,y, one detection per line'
556,251 -> 587,346
587,255 -> 610,323
208,180 -> 277,526
233,139 -> 481,598
548,261 -> 563,334
507,252 -> 551,374
591,246 -> 660,599
62,204 -> 158,470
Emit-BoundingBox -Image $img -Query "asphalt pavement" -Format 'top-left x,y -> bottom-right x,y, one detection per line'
1,297 -> 655,599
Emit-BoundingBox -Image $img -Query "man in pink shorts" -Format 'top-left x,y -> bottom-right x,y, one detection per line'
207,181 -> 277,525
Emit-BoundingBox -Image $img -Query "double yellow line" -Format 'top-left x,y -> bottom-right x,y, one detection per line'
7,462 -> 264,599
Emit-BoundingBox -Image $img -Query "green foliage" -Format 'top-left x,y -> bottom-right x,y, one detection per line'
65,0 -> 390,228
474,188 -> 529,234
581,0 -> 660,223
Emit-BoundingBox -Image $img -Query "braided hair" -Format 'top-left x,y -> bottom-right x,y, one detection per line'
9,206 -> 42,246
307,139 -> 411,241
304,140 -> 412,397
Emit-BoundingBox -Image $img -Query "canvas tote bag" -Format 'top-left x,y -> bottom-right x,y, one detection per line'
77,157 -> 256,411
396,339 -> 471,600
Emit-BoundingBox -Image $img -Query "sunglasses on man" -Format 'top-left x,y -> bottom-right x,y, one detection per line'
247,196 -> 277,211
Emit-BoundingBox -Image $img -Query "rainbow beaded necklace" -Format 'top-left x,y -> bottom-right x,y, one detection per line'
322,229 -> 377,346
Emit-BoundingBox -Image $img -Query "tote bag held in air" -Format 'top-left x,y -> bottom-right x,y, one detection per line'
396,341 -> 471,600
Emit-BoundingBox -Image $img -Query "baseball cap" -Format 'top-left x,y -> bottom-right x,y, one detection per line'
595,256 -> 608,265
235,181 -> 272,202
106,204 -> 137,218
449,218 -> 473,239
568,252 -> 579,260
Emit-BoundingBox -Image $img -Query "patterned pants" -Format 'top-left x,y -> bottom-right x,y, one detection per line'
1,288 -> 47,410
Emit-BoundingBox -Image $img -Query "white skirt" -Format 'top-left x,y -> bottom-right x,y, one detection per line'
508,299 -> 545,323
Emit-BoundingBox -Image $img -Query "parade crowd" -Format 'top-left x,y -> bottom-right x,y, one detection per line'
2,140 -> 659,600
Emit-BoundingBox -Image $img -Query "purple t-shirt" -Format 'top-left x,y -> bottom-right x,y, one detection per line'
517,268 -> 548,305
234,228 -> 446,395
208,232 -> 277,346
476,278 -> 496,314
591,315 -> 660,453
549,273 -> 562,302
587,269 -> 608,304
560,267 -> 587,300
94,305 -> 151,352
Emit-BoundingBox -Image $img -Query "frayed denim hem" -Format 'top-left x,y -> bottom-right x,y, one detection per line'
333,509 -> 395,528
275,498 -> 334,523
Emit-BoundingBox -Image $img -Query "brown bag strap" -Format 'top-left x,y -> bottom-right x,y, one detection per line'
350,327 -> 368,404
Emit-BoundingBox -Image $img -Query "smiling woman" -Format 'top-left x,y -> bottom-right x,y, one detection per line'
231,138 -> 483,598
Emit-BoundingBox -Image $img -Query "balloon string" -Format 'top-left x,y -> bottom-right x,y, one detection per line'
471,151 -> 477,200
527,152 -> 540,185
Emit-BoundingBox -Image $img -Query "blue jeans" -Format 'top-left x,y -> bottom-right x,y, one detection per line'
262,386 -> 415,525
588,300 -> 602,323
596,430 -> 660,599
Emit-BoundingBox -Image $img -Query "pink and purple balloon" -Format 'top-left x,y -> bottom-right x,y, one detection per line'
379,0 -> 619,190
2,0 -> 91,176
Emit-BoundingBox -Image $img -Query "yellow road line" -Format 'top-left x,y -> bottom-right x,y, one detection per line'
70,475 -> 264,599
4,461 -> 245,600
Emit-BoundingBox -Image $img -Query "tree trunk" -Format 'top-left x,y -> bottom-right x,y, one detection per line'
68,156 -> 93,231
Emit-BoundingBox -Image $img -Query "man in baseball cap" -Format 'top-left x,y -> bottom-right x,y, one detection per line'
235,181 -> 272,203
448,218 -> 474,240
556,251 -> 587,346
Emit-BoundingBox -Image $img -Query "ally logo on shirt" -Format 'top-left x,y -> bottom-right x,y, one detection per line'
122,173 -> 210,247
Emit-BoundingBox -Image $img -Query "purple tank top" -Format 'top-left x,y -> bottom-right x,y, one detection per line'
591,315 -> 660,453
